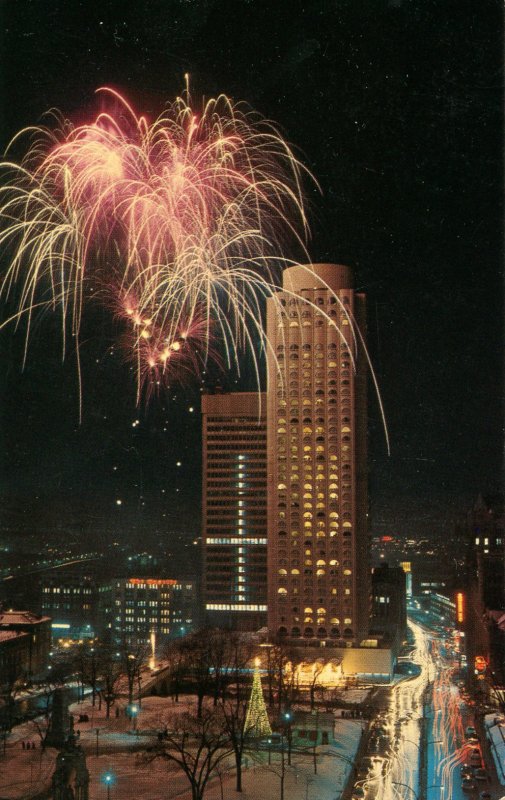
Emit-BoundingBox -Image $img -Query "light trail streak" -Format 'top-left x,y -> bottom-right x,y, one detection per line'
0,84 -> 312,402
0,84 -> 390,450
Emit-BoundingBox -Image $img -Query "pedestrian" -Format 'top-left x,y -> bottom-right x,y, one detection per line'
21,741 -> 25,750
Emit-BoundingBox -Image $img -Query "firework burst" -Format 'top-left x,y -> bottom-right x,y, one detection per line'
0,84 -> 389,450
0,84 -> 312,399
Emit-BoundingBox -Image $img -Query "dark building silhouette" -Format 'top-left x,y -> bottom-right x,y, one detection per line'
370,564 -> 407,651
462,494 -> 505,689
39,566 -> 113,641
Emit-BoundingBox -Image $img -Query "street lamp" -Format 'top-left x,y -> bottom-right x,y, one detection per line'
101,771 -> 115,800
267,736 -> 272,765
129,703 -> 139,732
283,711 -> 293,766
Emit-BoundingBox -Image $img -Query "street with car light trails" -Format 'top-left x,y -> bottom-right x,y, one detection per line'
350,614 -> 502,800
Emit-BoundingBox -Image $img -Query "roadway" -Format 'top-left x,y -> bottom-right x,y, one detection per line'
349,607 -> 504,800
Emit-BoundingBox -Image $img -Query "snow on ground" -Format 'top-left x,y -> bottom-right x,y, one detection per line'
332,687 -> 371,705
0,717 -> 58,799
0,695 -> 364,799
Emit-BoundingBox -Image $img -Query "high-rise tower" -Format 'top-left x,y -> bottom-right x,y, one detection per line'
266,264 -> 369,647
202,392 -> 268,630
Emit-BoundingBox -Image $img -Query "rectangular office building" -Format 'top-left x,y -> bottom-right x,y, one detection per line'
202,392 -> 267,630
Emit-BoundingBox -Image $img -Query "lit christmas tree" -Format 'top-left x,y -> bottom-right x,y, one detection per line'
245,657 -> 272,737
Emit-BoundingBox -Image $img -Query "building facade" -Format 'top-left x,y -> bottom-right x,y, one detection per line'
370,564 -> 407,651
0,630 -> 32,686
39,567 -> 113,642
0,610 -> 51,676
113,578 -> 195,649
202,392 -> 268,630
266,264 -> 369,647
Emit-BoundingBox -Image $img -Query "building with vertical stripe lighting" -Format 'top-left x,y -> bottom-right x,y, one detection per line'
266,264 -> 369,647
202,392 -> 268,630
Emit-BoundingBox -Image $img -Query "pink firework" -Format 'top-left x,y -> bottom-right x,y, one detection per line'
0,84 -> 312,400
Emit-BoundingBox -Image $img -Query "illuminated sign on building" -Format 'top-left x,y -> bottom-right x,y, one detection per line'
475,655 -> 487,673
127,579 -> 178,586
456,592 -> 464,624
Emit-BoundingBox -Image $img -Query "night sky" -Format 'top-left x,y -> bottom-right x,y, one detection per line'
0,0 -> 502,545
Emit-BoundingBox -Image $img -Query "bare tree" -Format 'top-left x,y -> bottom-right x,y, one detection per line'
143,706 -> 233,800
163,640 -> 187,703
121,639 -> 149,705
265,638 -> 300,711
307,659 -> 326,711
100,648 -> 122,719
73,643 -> 101,706
219,696 -> 256,793
178,631 -> 215,719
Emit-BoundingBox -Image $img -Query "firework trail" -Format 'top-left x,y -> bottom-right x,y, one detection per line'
0,82 -> 389,450
0,83 -> 312,399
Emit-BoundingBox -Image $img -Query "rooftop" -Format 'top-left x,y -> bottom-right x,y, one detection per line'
0,610 -> 51,626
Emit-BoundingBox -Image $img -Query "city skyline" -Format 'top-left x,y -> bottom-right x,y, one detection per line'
0,5 -> 503,800
0,1 -> 501,548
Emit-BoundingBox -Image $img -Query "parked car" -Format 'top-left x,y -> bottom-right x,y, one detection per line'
462,777 -> 476,792
479,792 -> 492,800
351,787 -> 366,799
465,725 -> 477,738
461,764 -> 473,779
474,768 -> 488,781
469,753 -> 482,767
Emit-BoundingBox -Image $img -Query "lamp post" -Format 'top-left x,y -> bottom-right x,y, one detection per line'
129,703 -> 139,733
101,771 -> 115,800
283,711 -> 292,766
267,737 -> 272,765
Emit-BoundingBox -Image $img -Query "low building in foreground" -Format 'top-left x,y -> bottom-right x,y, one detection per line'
0,609 -> 51,676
